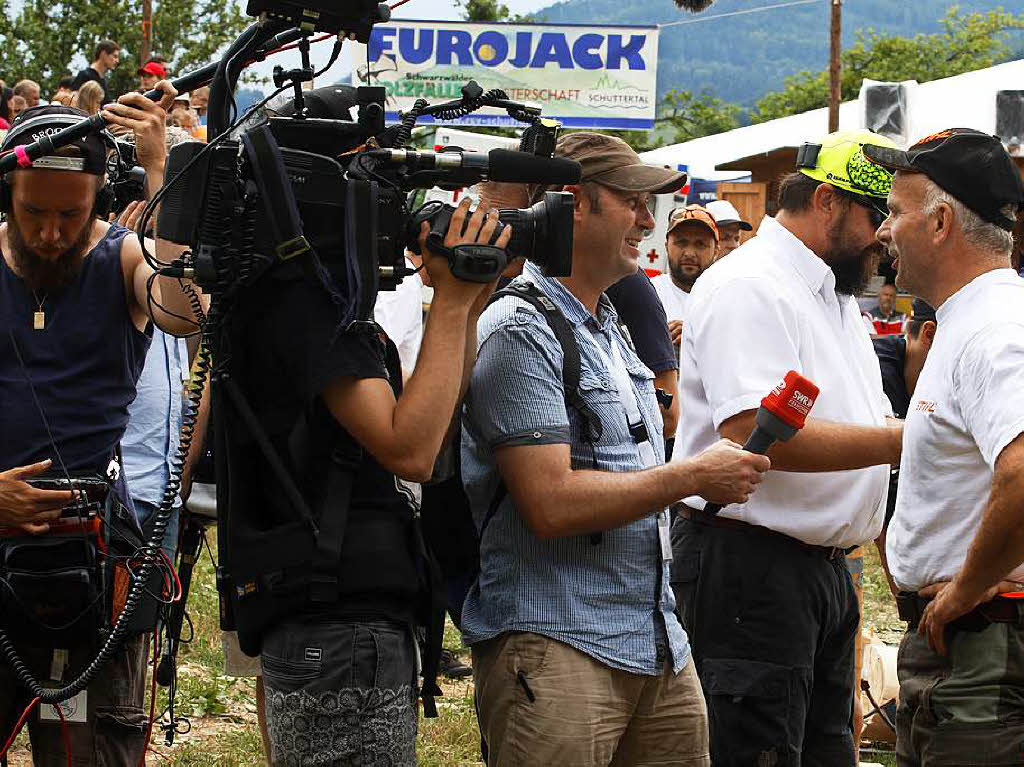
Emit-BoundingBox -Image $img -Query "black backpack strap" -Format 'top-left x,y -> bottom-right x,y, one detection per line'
222,377 -> 320,537
240,124 -> 311,262
411,512 -> 446,717
487,284 -> 603,443
485,284 -> 603,544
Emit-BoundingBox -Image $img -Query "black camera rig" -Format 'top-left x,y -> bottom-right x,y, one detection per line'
0,0 -> 583,736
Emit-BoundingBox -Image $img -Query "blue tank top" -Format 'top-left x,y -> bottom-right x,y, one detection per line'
0,224 -> 152,474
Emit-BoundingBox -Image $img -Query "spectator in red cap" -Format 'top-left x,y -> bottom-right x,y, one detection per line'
138,59 -> 167,92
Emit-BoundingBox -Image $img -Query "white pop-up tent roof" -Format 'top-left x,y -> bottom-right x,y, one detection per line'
640,58 -> 1024,176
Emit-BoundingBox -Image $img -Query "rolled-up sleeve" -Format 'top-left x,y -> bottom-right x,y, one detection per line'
467,313 -> 571,450
690,277 -> 803,429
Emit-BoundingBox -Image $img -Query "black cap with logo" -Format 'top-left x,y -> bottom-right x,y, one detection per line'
0,105 -> 108,176
864,128 -> 1024,231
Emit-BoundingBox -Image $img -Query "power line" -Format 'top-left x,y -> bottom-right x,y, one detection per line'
659,0 -> 826,28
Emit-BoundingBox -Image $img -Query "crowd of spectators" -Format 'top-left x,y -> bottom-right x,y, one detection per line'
0,40 -> 209,144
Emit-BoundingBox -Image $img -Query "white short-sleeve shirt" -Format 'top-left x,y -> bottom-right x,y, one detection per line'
651,273 -> 690,325
373,260 -> 424,377
674,215 -> 891,547
887,269 -> 1024,591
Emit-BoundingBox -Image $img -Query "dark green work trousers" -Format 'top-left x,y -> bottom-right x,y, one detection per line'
897,620 -> 1024,766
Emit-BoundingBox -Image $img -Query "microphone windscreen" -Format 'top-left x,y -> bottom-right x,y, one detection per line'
761,371 -> 820,431
487,149 -> 582,185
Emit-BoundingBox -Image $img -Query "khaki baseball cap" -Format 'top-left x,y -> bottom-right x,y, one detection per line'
556,132 -> 688,194
667,204 -> 719,242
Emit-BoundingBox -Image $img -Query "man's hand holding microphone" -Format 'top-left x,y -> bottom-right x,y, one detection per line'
686,372 -> 820,508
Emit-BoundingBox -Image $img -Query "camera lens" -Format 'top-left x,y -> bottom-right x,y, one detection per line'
497,191 -> 574,278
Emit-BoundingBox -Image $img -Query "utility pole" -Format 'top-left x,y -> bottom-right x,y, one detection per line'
141,0 -> 153,65
828,0 -> 842,132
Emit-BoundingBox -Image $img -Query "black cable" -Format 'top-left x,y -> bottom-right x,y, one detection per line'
861,678 -> 896,733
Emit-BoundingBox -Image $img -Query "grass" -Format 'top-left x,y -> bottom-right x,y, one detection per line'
7,533 -> 901,765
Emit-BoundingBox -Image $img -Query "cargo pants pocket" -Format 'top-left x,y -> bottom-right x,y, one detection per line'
701,657 -> 808,767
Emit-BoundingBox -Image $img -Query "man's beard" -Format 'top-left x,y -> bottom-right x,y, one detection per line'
669,259 -> 700,289
8,215 -> 93,293
824,214 -> 875,297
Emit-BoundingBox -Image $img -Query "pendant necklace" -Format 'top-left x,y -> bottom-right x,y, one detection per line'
31,290 -> 46,330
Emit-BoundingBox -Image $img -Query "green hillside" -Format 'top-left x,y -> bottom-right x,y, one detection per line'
532,0 -> 1024,108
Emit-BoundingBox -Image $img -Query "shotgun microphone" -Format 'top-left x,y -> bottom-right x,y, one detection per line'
705,370 -> 820,516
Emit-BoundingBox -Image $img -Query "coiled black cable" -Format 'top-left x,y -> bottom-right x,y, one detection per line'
429,88 -> 510,121
391,98 -> 428,149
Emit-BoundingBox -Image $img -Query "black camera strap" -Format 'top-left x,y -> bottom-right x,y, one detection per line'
240,124 -> 311,262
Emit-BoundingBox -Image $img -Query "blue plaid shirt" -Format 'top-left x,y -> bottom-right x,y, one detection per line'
460,262 -> 689,675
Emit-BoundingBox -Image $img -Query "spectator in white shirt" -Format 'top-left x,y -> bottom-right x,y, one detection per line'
865,128 -> 1024,762
671,130 -> 904,766
651,204 -> 719,351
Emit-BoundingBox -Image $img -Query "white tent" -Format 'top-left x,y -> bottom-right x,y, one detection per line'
640,58 -> 1024,175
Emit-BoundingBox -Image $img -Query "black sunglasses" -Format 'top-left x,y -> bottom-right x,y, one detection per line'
838,189 -> 887,229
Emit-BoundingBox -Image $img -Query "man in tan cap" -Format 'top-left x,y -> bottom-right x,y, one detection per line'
652,204 -> 720,352
461,132 -> 770,765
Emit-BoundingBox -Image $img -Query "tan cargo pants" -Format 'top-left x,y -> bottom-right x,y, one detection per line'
472,631 -> 710,767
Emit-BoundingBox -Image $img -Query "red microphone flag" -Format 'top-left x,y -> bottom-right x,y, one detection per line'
761,371 -> 820,431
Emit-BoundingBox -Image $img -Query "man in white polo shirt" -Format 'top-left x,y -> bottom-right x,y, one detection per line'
671,130 -> 904,766
651,204 -> 719,353
865,129 -> 1024,764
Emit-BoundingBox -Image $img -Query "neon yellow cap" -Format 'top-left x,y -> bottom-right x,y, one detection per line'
795,130 -> 899,201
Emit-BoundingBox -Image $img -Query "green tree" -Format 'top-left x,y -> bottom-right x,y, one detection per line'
657,87 -> 740,143
0,0 -> 249,99
458,0 -> 511,23
753,7 -> 1024,123
457,0 -> 538,24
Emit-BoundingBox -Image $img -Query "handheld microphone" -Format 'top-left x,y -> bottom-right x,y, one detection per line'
371,148 -> 582,185
705,370 -> 820,516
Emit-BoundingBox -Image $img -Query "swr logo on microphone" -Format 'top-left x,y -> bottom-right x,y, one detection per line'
787,391 -> 814,416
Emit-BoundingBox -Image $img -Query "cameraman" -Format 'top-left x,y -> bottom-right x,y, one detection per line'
228,197 -> 509,765
0,87 -> 201,764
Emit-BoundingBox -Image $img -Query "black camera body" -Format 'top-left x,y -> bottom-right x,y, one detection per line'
409,191 -> 575,282
160,83 -> 579,305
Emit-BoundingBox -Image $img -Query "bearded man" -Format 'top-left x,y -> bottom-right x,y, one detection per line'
651,204 -> 719,354
0,93 -> 202,765
670,130 -> 905,766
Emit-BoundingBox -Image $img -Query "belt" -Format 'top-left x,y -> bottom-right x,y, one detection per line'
896,591 -> 1024,632
679,506 -> 856,561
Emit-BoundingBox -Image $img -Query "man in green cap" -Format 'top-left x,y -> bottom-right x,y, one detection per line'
671,130 -> 905,765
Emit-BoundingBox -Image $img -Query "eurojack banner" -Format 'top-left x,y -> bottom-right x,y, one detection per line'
350,20 -> 660,130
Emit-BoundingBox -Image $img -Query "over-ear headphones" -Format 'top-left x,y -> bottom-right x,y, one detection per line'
0,112 -> 118,216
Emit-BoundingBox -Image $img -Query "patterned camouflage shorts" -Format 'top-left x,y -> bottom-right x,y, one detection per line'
261,618 -> 418,767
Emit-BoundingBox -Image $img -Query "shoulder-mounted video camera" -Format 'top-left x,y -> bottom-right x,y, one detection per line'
150,2 -> 581,327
